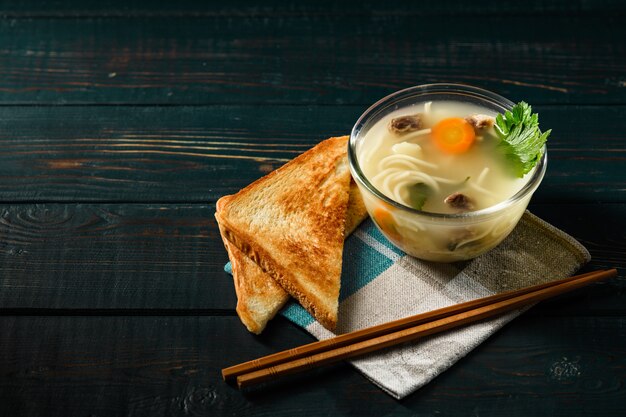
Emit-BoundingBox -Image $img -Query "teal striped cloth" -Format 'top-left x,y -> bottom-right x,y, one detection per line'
225,212 -> 590,398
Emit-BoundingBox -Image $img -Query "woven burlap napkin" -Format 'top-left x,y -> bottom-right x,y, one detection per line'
275,211 -> 590,399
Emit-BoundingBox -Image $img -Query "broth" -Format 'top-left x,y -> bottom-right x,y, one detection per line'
352,97 -> 543,262
358,100 -> 530,214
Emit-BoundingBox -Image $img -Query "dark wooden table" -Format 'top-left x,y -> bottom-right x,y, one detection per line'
0,1 -> 624,416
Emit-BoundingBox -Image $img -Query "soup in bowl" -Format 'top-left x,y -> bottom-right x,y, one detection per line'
348,84 -> 547,262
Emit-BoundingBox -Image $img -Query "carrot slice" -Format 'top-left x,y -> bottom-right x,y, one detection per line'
373,206 -> 402,242
432,117 -> 476,154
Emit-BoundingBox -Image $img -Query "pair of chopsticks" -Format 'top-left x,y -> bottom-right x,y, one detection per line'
223,268 -> 616,389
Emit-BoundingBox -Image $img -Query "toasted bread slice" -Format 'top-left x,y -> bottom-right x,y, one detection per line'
218,179 -> 368,334
215,136 -> 351,331
344,179 -> 368,236
219,229 -> 289,334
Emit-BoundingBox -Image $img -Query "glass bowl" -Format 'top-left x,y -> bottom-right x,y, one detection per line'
348,84 -> 547,262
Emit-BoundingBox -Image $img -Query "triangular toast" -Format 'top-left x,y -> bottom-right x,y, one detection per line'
215,136 -> 352,331
218,221 -> 289,334
218,178 -> 368,334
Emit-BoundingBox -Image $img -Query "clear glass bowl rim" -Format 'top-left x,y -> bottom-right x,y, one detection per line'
348,83 -> 548,220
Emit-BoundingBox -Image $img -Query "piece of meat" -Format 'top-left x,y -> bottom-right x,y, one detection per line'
444,192 -> 474,211
388,114 -> 423,134
465,114 -> 495,129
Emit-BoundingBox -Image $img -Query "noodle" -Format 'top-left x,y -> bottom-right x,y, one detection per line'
380,170 -> 411,199
404,172 -> 440,192
424,101 -> 432,115
476,167 -> 490,185
402,128 -> 431,142
377,169 -> 441,204
430,175 -> 467,185
468,181 -> 497,198
490,216 -> 514,237
357,99 -> 532,261
378,153 -> 438,171
454,226 -> 493,249
396,211 -> 425,231
360,134 -> 384,165
392,181 -> 409,206
372,167 -> 403,183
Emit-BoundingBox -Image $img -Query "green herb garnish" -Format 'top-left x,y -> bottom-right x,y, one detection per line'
408,183 -> 431,210
495,101 -> 551,177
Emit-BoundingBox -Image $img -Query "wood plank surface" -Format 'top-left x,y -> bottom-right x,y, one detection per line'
0,105 -> 623,203
0,203 -> 232,310
0,202 -> 622,312
0,2 -> 624,415
0,15 -> 624,105
1,0 -> 624,17
0,315 -> 624,417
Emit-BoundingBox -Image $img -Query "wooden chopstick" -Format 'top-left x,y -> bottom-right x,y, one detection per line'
226,269 -> 616,388
222,269 -> 614,383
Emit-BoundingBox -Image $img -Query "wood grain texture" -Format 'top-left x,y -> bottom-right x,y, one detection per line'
0,15 -> 624,105
0,105 -> 623,203
0,2 -> 624,415
1,0 -> 624,17
0,315 -> 624,417
0,203 -> 232,310
0,203 -> 622,312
